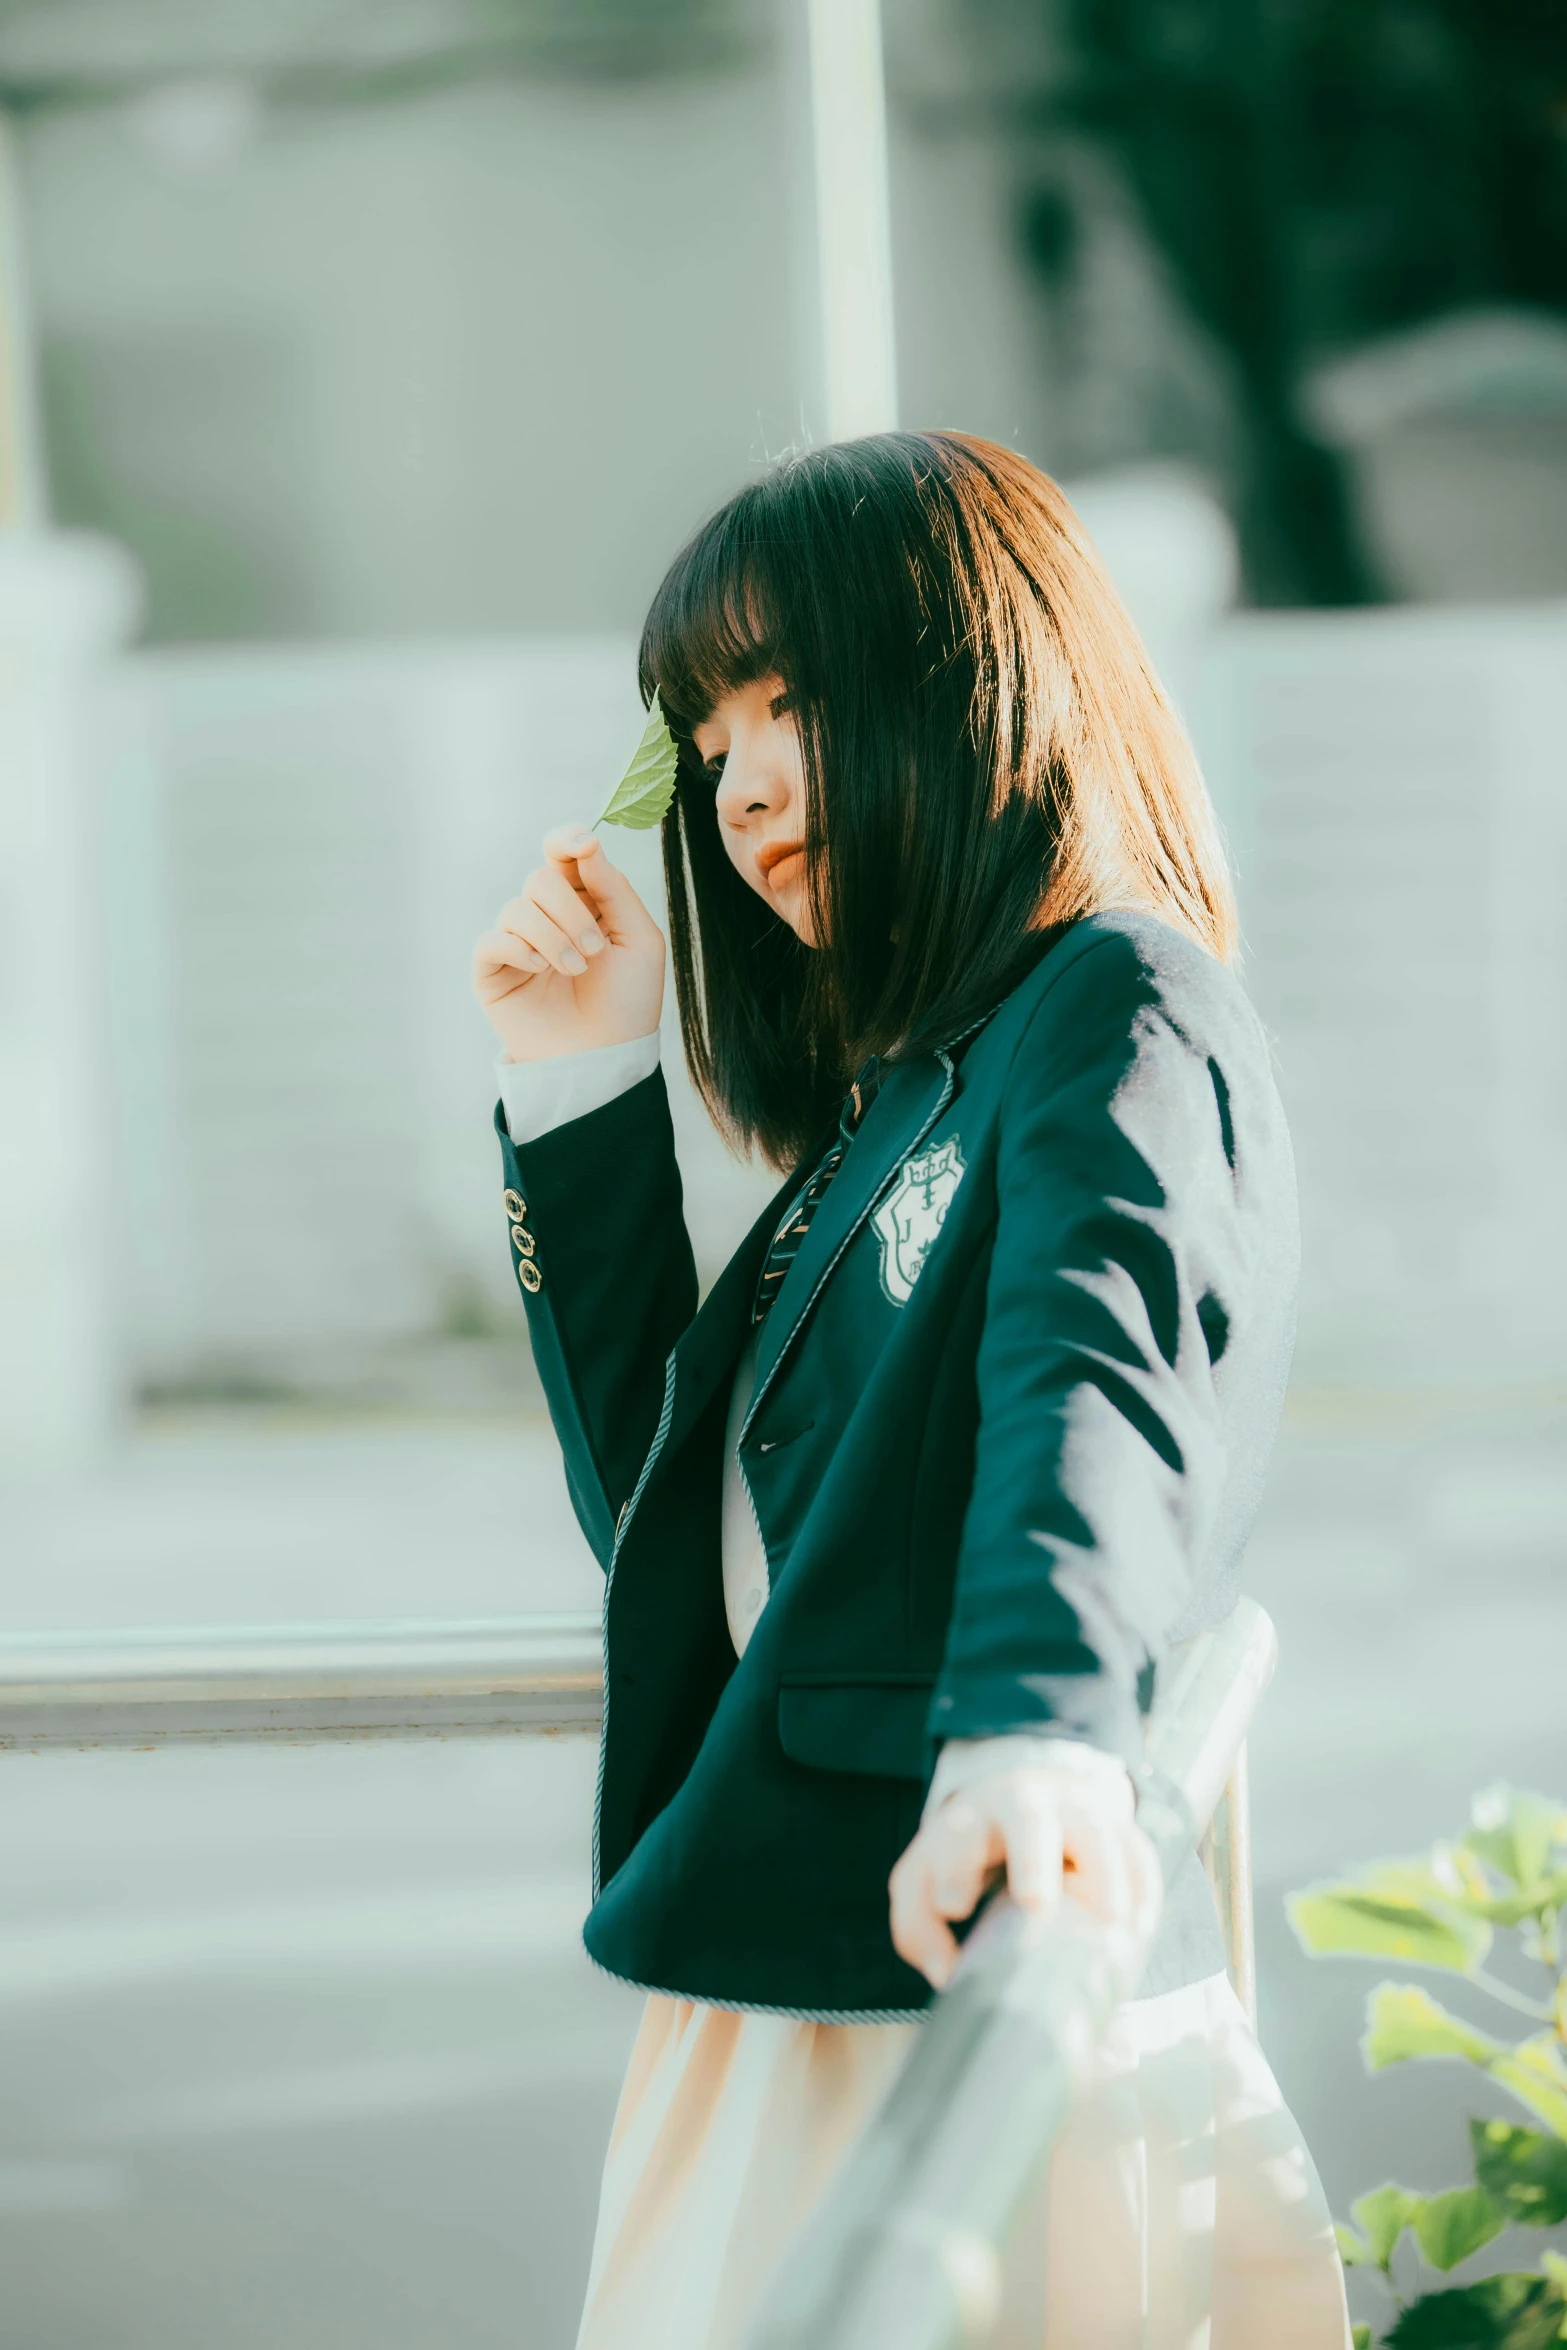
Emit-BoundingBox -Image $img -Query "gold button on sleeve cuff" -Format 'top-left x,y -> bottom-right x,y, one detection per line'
503,1188 -> 539,1290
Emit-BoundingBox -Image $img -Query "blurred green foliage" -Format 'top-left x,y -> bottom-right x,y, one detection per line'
1291,1785 -> 1567,2346
979,0 -> 1567,601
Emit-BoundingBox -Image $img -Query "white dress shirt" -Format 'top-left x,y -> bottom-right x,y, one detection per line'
496,1039 -> 1129,1817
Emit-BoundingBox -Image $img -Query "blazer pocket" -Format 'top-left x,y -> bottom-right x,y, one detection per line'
776,1673 -> 936,1782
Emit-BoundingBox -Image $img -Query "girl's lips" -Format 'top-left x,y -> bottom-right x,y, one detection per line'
759,843 -> 805,887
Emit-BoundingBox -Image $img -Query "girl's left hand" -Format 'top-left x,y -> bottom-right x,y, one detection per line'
888,1751 -> 1163,1992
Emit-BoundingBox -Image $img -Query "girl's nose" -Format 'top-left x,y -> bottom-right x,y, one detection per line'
716,735 -> 791,823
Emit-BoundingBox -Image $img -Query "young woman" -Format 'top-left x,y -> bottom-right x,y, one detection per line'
472,434 -> 1350,2350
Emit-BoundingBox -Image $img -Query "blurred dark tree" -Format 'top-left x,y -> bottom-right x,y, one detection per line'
979,0 -> 1567,601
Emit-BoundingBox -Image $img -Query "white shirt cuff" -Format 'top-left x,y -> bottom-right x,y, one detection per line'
922,1734 -> 1131,1825
496,1032 -> 661,1147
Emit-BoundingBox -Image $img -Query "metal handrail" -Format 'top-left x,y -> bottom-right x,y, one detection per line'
741,1597 -> 1278,2350
0,1611 -> 603,1748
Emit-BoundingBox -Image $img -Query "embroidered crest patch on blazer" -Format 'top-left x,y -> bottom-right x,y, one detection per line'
871,1134 -> 967,1304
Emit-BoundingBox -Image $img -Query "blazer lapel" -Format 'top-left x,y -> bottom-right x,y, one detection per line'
621,1006 -> 998,1535
745,1051 -> 957,1421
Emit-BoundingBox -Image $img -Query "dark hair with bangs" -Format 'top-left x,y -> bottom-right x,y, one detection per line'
639,430 -> 1236,1171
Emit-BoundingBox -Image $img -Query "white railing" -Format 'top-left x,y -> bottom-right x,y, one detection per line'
0,1611 -> 602,1748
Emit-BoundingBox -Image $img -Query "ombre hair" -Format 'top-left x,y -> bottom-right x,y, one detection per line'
639,431 -> 1236,1168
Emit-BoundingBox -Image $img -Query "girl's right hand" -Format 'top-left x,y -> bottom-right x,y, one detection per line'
471,824 -> 666,1064
888,1754 -> 1161,1995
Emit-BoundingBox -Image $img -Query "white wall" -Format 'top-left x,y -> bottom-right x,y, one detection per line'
0,532 -> 141,1464
18,63 -> 805,641
14,18 -> 1087,648
888,104 -> 1053,460
1209,602 -> 1567,1385
96,602 -> 1567,1398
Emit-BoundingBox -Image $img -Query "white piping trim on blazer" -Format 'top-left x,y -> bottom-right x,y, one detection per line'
738,1458 -> 772,1622
584,1947 -> 927,2028
592,1347 -> 679,1901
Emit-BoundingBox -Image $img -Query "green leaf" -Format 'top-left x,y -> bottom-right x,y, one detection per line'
1490,2037 -> 1567,2140
1462,1879 -> 1567,1929
1385,2275 -> 1567,2350
1364,1985 -> 1504,2071
1353,2329 -> 1374,2350
1357,1850 -> 1567,1930
1464,1789 -> 1567,1895
1540,2251 -> 1567,2336
1338,2219 -> 1373,2266
1471,2122 -> 1567,2226
1353,2183 -> 1424,2269
1414,2187 -> 1508,2272
1365,1856 -> 1486,1904
1289,1885 -> 1493,1974
595,694 -> 678,831
1366,1991 -> 1567,2134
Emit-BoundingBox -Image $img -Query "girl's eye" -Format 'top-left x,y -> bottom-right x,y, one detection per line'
769,690 -> 793,722
702,751 -> 727,784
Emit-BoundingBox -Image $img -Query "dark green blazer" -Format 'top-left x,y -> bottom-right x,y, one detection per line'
495,911 -> 1299,2018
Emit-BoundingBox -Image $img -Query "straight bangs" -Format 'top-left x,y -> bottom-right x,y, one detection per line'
638,502 -> 784,741
638,432 -> 1238,1172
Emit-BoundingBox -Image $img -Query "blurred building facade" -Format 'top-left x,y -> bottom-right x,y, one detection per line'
1,0 -> 1564,1434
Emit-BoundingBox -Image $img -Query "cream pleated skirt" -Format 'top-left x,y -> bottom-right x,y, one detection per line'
574,1972 -> 1351,2350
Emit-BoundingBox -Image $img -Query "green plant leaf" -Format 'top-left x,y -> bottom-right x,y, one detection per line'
594,694 -> 678,831
1353,2329 -> 1374,2350
1336,1849 -> 1567,1930
1385,2274 -> 1567,2349
1490,2037 -> 1567,2140
1364,1985 -> 1504,2071
1356,1856 -> 1560,1929
1414,2186 -> 1508,2272
1471,2123 -> 1567,2225
1353,2183 -> 1425,2270
1464,1789 -> 1567,1895
1366,1990 -> 1567,2134
1365,1857 -> 1486,1904
1462,1879 -> 1567,1929
1289,1885 -> 1493,1974
1338,2219 -> 1373,2266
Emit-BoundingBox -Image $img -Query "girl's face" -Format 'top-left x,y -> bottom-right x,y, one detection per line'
694,675 -> 816,946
